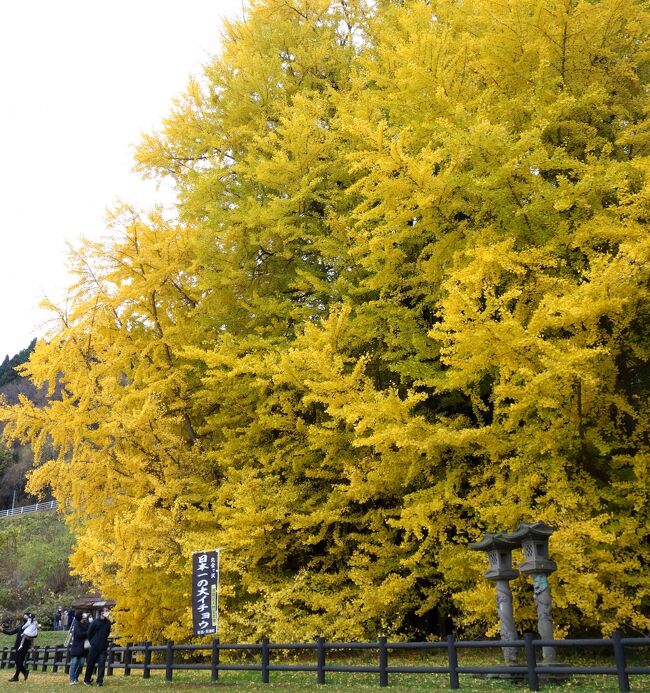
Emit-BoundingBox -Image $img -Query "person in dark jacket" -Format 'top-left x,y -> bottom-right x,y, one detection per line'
0,612 -> 28,649
83,608 -> 112,687
68,611 -> 89,685
0,613 -> 28,681
7,611 -> 35,681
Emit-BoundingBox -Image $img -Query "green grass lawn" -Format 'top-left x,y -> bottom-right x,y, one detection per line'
0,668 -> 648,691
0,650 -> 646,692
0,636 -> 646,691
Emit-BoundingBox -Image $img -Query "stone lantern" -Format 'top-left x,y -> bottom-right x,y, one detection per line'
505,522 -> 557,663
469,533 -> 519,664
511,522 -> 557,575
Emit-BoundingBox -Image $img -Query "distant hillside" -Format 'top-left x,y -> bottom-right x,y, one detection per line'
0,343 -> 87,625
0,338 -> 52,408
0,507 -> 88,625
0,339 -> 52,508
0,338 -> 36,387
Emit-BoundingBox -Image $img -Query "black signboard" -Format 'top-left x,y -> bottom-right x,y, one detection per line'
192,549 -> 220,637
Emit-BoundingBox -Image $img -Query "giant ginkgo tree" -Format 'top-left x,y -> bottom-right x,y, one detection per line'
2,0 -> 648,642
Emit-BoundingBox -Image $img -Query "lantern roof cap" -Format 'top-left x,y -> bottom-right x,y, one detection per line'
502,521 -> 554,543
469,532 -> 519,552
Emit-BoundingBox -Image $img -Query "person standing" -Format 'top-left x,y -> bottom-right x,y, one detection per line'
11,612 -> 37,681
83,608 -> 112,687
62,609 -> 70,630
68,611 -> 89,685
0,613 -> 28,681
53,606 -> 63,631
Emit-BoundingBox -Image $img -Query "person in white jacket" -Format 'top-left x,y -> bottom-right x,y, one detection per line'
18,615 -> 39,647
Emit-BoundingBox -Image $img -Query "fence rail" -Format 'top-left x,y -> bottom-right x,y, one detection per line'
0,633 -> 648,691
0,500 -> 57,518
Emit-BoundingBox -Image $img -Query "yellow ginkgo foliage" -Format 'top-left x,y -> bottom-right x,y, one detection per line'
2,0 -> 648,642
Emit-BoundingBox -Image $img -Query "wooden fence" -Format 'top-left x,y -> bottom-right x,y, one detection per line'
1,633 -> 648,691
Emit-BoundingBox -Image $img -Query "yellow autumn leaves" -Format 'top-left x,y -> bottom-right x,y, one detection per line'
1,0 -> 648,643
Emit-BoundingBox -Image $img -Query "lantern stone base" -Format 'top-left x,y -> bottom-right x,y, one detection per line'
538,662 -> 573,686
483,666 -> 526,682
474,662 -> 571,684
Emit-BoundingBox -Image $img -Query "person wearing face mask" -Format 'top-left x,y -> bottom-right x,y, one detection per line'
68,611 -> 89,685
0,613 -> 29,681
83,608 -> 112,687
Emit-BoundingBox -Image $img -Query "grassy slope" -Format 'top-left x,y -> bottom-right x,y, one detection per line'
0,630 -> 67,649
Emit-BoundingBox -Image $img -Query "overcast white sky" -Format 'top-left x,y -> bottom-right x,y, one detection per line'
0,0 -> 244,359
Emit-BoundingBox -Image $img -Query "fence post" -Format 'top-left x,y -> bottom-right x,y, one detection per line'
165,640 -> 174,682
261,637 -> 271,683
211,637 -> 220,683
143,641 -> 151,679
261,637 -> 270,684
378,636 -> 388,687
32,645 -> 40,671
64,646 -> 71,674
447,634 -> 459,690
107,645 -> 114,676
316,636 -> 326,685
0,647 -> 6,669
52,645 -> 60,673
41,646 -> 49,671
524,632 -> 539,692
612,630 -> 630,693
124,642 -> 133,676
